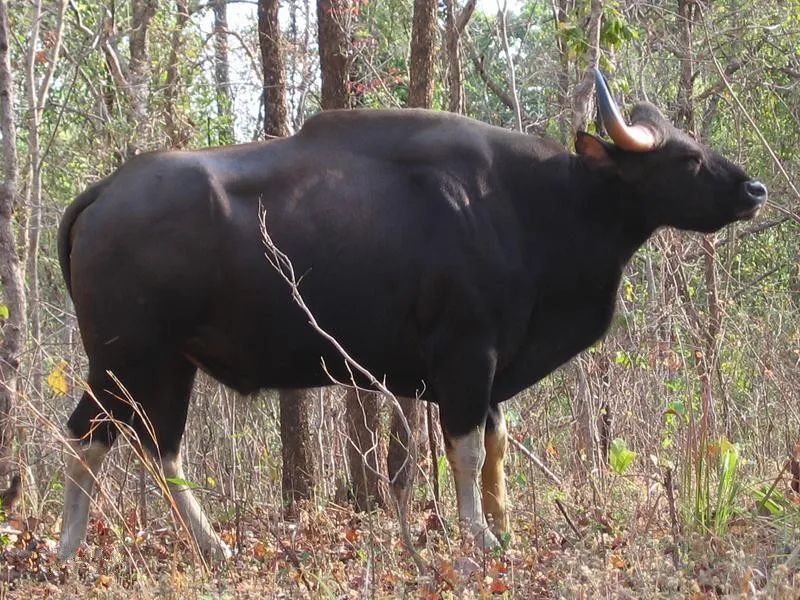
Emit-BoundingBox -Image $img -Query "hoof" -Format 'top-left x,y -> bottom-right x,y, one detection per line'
465,521 -> 500,550
196,536 -> 233,560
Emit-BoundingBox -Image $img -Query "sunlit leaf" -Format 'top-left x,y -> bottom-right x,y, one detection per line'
610,438 -> 636,475
165,477 -> 199,489
46,361 -> 68,396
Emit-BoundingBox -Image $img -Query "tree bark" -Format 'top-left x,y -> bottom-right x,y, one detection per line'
164,0 -> 191,148
212,0 -> 235,144
127,0 -> 157,156
571,0 -> 603,134
317,0 -> 351,110
386,396 -> 423,513
259,0 -> 289,137
407,0 -> 437,108
675,0 -> 697,131
345,389 -> 385,510
24,0 -> 67,400
551,0 -> 572,143
0,0 -> 28,482
279,389 -> 314,508
445,0 -> 477,114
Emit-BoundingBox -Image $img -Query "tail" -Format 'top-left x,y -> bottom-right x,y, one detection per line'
58,180 -> 108,298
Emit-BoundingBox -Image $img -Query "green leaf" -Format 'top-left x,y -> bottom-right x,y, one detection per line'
609,438 -> 636,475
0,305 -> 8,319
166,477 -> 199,489
664,400 -> 687,418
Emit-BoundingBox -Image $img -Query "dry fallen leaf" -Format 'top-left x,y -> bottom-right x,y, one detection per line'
490,577 -> 511,593
609,554 -> 627,570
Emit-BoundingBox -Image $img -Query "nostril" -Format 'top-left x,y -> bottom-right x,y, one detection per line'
745,180 -> 768,201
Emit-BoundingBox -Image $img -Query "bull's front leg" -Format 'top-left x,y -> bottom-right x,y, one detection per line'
442,425 -> 499,549
435,337 -> 500,550
481,403 -> 511,540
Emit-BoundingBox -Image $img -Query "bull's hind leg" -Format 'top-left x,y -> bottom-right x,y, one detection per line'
127,354 -> 232,559
59,370 -> 134,560
481,404 -> 511,540
60,354 -> 230,560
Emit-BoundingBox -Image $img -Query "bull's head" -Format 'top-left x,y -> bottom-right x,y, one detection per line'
575,68 -> 767,234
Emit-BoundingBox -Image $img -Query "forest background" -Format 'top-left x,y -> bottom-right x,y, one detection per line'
0,0 -> 799,597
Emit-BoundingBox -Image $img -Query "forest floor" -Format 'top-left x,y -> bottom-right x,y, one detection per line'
2,476 -> 799,599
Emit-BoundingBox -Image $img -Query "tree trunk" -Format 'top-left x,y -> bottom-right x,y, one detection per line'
164,0 -> 191,148
444,0 -> 477,114
407,0 -> 437,108
127,0 -> 157,156
571,0 -> 603,134
279,390 -> 314,508
259,0 -> 289,137
0,0 -> 28,483
345,389 -> 385,510
552,0 -> 572,144
212,0 -> 235,144
386,396 -> 423,513
23,0 -> 67,400
675,0 -> 697,131
317,0 -> 351,110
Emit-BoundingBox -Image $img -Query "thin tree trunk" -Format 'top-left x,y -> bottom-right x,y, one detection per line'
212,0 -> 235,144
407,0 -> 437,108
0,0 -> 28,483
497,0 -> 522,131
345,389 -> 385,510
551,0 -> 572,143
259,0 -> 289,137
675,0 -> 696,131
445,0 -> 477,114
279,390 -> 314,508
386,396 -> 422,513
571,0 -> 603,134
24,0 -> 67,399
165,0 -> 191,148
127,0 -> 157,156
317,0 -> 351,110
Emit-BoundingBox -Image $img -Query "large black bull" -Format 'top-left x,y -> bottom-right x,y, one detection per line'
57,71 -> 766,558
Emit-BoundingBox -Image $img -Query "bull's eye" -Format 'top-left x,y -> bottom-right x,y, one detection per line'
685,154 -> 703,175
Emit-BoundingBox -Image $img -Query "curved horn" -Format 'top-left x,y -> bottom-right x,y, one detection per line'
593,68 -> 657,152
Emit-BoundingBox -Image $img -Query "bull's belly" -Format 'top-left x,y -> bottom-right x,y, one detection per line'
182,322 -> 430,399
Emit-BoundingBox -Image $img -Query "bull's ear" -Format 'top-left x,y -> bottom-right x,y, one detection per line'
575,131 -> 615,170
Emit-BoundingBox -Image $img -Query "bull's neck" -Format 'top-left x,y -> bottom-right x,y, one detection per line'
519,154 -> 655,296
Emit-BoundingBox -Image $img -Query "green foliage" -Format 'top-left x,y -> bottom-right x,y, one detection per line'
165,476 -> 200,490
609,438 -> 636,475
682,436 -> 744,535
713,438 -> 741,534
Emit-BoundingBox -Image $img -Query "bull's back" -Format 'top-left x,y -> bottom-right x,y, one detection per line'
67,146 -> 433,394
